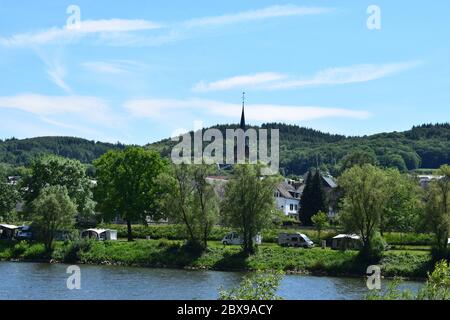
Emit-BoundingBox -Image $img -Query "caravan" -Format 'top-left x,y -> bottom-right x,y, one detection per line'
277,232 -> 314,248
221,232 -> 262,245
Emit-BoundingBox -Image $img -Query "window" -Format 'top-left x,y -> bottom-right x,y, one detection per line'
295,205 -> 298,211
290,204 -> 294,211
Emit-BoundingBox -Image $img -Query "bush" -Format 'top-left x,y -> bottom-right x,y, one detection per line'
384,233 -> 434,246
22,243 -> 46,260
218,270 -> 284,300
10,241 -> 29,258
52,239 -> 93,263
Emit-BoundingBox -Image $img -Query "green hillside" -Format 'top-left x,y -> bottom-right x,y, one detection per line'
148,123 -> 450,175
0,136 -> 126,167
1,123 -> 449,175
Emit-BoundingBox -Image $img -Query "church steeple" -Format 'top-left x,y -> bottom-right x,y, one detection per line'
240,91 -> 246,130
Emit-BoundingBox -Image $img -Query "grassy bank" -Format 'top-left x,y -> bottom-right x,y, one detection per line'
0,239 -> 433,278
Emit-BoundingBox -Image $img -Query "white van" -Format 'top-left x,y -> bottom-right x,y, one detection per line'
278,232 -> 314,248
222,232 -> 262,245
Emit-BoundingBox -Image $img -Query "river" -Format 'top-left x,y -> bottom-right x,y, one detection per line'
0,262 -> 423,300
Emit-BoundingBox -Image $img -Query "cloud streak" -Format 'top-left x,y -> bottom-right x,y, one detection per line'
0,5 -> 332,48
193,72 -> 287,92
183,5 -> 333,28
0,94 -> 117,126
81,60 -> 147,74
0,19 -> 163,47
124,98 -> 371,122
192,61 -> 422,92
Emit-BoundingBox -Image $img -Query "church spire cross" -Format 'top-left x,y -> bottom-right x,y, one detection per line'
240,91 -> 246,130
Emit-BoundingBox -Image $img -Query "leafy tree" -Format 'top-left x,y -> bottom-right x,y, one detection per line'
221,164 -> 281,255
339,150 -> 377,173
31,185 -> 77,252
380,153 -> 408,172
218,270 -> 284,300
23,155 -> 96,221
158,163 -> 218,249
94,147 -> 168,241
311,211 -> 329,240
299,170 -> 326,226
423,165 -> 450,252
380,169 -> 423,235
338,164 -> 388,259
0,181 -> 20,222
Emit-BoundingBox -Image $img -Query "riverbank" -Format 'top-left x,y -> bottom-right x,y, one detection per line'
0,239 -> 433,279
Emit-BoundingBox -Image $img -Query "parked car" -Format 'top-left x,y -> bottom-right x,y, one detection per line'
277,232 -> 314,248
221,231 -> 262,245
16,225 -> 33,240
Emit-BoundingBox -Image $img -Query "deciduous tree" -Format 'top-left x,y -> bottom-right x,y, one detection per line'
32,185 -> 77,252
94,147 -> 168,241
221,164 -> 280,255
338,164 -> 388,259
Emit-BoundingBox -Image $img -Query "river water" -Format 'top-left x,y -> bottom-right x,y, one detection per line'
0,262 -> 423,300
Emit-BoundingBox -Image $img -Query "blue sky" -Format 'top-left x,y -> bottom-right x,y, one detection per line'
0,0 -> 449,144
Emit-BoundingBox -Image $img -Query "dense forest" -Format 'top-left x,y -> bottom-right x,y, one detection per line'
0,123 -> 449,175
148,123 -> 450,175
0,136 -> 126,167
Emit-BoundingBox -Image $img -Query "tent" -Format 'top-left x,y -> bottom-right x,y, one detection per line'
331,234 -> 362,250
81,228 -> 118,241
0,224 -> 19,240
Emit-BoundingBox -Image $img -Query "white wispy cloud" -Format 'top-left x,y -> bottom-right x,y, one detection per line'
45,61 -> 71,93
192,61 -> 422,92
124,98 -> 371,122
183,5 -> 333,28
269,61 -> 422,89
0,19 -> 163,47
0,5 -> 332,48
0,94 -> 116,126
192,72 -> 286,92
81,60 -> 147,74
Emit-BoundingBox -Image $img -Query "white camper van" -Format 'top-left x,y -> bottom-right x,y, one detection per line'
222,232 -> 262,245
278,232 -> 314,248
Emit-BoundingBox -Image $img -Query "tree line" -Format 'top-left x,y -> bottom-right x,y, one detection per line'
1,123 -> 449,175
1,145 -> 449,261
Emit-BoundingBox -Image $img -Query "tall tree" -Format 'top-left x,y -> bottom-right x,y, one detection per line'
338,164 -> 388,258
0,181 -> 20,222
299,170 -> 326,226
94,147 -> 168,241
424,165 -> 450,252
381,169 -> 423,235
158,163 -> 218,249
32,185 -> 77,252
23,155 -> 95,221
221,164 -> 280,255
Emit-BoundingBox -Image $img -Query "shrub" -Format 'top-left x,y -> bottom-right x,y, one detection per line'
10,241 -> 30,258
22,243 -> 46,260
218,270 -> 284,300
52,239 -> 93,263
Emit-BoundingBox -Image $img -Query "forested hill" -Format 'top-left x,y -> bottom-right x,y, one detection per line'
148,123 -> 450,175
0,136 -> 125,167
0,123 -> 449,175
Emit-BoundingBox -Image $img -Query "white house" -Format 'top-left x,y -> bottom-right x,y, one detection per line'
275,180 -> 302,220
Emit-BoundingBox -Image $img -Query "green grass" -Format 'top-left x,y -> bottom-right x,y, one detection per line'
100,223 -> 339,244
100,223 -> 436,248
0,238 -> 434,278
